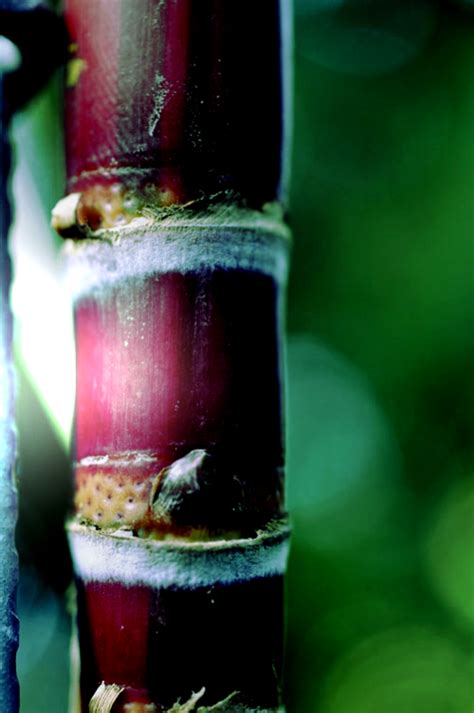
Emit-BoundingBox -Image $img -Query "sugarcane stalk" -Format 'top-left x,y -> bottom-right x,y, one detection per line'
54,2 -> 292,710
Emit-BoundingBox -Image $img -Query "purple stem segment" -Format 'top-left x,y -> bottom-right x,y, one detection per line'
74,268 -> 284,533
64,0 -> 286,218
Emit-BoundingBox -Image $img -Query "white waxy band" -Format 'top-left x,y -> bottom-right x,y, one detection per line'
63,214 -> 290,299
68,520 -> 290,589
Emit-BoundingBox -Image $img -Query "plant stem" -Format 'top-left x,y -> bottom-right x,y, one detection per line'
57,2 -> 292,710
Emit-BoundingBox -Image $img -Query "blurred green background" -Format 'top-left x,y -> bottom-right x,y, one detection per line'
9,1 -> 474,711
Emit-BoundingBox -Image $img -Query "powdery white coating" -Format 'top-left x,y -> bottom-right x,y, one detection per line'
68,521 -> 290,589
63,215 -> 290,299
77,451 -> 158,468
148,72 -> 168,137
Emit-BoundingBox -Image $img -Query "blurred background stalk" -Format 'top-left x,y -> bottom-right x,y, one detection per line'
0,39 -> 21,713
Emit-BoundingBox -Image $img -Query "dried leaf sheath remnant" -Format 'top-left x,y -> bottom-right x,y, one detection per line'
89,682 -> 124,713
59,0 -> 292,711
88,684 -> 285,713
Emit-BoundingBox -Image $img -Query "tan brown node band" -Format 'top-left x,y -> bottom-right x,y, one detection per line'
75,471 -> 150,529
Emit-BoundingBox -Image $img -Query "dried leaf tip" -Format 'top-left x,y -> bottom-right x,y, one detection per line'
166,687 -> 206,712
51,192 -> 81,235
